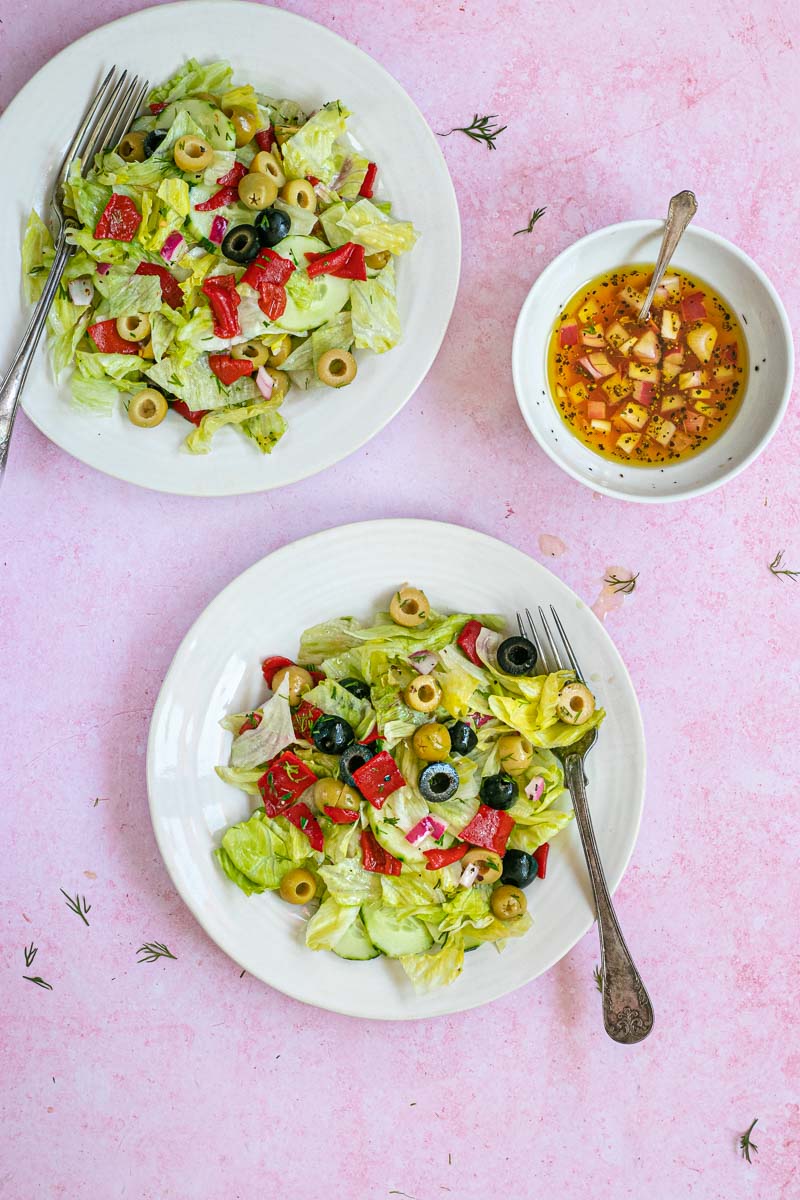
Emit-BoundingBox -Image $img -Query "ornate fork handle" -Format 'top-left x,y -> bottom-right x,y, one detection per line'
637,189 -> 697,322
563,753 -> 654,1044
0,233 -> 71,477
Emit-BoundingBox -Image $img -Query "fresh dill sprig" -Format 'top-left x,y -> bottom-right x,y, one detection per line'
61,890 -> 91,926
136,941 -> 177,964
768,551 -> 799,581
605,572 -> 639,595
593,964 -> 603,993
439,114 -> 507,149
513,206 -> 547,236
739,1117 -> 759,1163
24,943 -> 38,968
23,976 -> 53,990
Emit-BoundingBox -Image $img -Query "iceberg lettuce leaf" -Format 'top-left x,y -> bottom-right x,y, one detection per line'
350,260 -> 401,354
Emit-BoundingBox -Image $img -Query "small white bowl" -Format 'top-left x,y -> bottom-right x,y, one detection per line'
512,220 -> 794,503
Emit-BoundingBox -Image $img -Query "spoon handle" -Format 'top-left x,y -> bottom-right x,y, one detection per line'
637,190 -> 698,322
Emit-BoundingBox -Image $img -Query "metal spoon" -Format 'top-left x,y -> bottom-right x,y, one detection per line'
637,190 -> 698,323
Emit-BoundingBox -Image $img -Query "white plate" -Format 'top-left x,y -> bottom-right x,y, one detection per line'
512,220 -> 793,503
0,1 -> 460,495
147,520 -> 646,1019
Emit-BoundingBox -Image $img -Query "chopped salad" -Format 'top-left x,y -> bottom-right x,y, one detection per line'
215,586 -> 604,991
22,58 -> 418,454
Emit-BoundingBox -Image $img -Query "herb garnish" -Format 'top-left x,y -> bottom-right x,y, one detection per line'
739,1118 -> 758,1163
513,206 -> 547,236
23,975 -> 53,990
593,964 -> 603,993
768,550 -> 799,581
137,941 -> 177,964
24,942 -> 38,968
61,889 -> 91,926
604,572 -> 639,594
439,114 -> 506,149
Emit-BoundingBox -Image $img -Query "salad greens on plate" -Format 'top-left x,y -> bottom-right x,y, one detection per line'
22,58 -> 418,454
215,586 -> 604,991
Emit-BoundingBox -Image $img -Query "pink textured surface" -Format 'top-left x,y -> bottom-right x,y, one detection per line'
1,1 -> 799,1197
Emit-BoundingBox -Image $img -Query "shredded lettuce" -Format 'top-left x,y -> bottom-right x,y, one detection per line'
329,198 -> 418,256
350,261 -> 401,354
93,269 -> 162,318
400,934 -> 465,991
281,101 -> 350,184
305,897 -> 360,951
146,59 -> 233,107
21,211 -> 55,302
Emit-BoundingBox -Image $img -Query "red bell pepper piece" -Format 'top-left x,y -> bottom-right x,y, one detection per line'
283,802 -> 324,852
216,161 -> 248,187
241,249 -> 295,319
202,274 -> 241,338
459,804 -> 515,856
254,127 -> 275,152
307,175 -> 320,186
292,700 -> 323,741
171,400 -> 208,426
87,319 -> 142,354
257,282 -> 288,321
359,162 -> 378,199
149,101 -> 167,115
423,844 -> 468,871
94,194 -> 141,242
242,248 -> 295,290
323,806 -> 360,825
134,262 -> 183,309
258,750 -> 317,816
533,842 -> 550,880
352,750 -> 405,810
305,242 -> 367,282
362,726 -> 381,745
208,353 -> 255,385
195,186 -> 239,211
360,828 -> 402,876
308,669 -> 326,686
238,711 -> 262,735
261,655 -> 294,686
457,619 -> 484,666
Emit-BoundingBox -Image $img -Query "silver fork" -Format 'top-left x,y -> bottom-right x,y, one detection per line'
0,67 -> 150,478
519,605 -> 654,1044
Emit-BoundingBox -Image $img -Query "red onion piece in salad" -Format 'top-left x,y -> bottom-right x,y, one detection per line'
209,216 -> 228,245
160,231 -> 187,262
255,366 -> 274,400
525,776 -> 544,803
67,277 -> 94,306
407,649 -> 439,675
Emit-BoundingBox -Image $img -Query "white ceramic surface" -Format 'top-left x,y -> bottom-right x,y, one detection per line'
146,519 -> 646,1019
512,220 -> 793,503
0,1 -> 460,495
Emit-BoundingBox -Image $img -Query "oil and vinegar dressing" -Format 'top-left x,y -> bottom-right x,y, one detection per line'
547,265 -> 748,466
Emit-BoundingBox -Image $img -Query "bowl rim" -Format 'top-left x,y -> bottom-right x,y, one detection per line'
511,218 -> 795,504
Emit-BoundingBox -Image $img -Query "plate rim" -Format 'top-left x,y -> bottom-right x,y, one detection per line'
146,517 -> 647,1019
2,0 -> 461,495
512,217 -> 794,505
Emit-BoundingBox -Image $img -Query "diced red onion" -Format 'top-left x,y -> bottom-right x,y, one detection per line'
95,262 -> 111,275
209,216 -> 228,245
469,712 -> 492,728
578,355 -> 604,380
68,277 -> 94,306
475,627 -> 500,668
525,776 -> 544,803
255,366 -> 274,400
408,650 -> 439,675
160,231 -> 187,262
405,815 -> 447,846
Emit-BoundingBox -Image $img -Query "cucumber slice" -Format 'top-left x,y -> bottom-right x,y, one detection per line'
271,235 -> 350,333
333,916 -> 381,961
362,903 -> 433,959
187,185 -> 252,242
160,98 -> 235,150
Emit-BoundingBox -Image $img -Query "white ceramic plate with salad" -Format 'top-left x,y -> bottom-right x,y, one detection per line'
0,1 -> 459,495
147,520 -> 646,1019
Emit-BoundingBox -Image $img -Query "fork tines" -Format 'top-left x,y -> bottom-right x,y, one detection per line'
517,605 -> 585,681
59,67 -> 150,188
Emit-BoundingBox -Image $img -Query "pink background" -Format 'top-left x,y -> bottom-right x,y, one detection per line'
2,1 -> 799,1196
